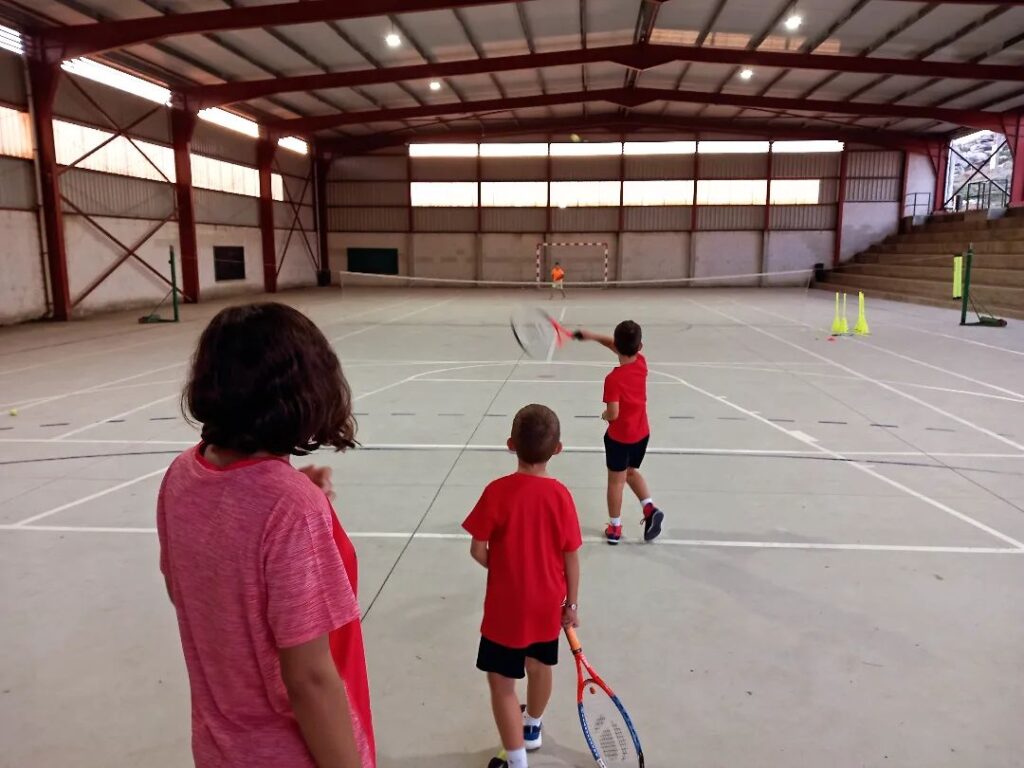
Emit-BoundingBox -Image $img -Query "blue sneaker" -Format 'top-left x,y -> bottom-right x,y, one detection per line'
524,721 -> 542,751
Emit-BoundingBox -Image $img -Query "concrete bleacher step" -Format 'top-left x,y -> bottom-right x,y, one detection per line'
854,251 -> 1024,269
869,239 -> 1024,255
816,272 -> 1024,320
883,225 -> 1024,245
838,263 -> 1024,288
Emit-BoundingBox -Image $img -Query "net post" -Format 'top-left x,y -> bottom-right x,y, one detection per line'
169,245 -> 180,322
535,243 -> 541,285
959,246 -> 972,326
603,244 -> 609,286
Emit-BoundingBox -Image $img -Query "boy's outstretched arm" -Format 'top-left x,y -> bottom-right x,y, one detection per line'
470,539 -> 489,569
575,328 -> 617,353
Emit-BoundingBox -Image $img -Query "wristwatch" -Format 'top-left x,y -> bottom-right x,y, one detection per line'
564,602 -> 578,611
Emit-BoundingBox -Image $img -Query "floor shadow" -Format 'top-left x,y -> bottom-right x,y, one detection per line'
380,738 -> 593,768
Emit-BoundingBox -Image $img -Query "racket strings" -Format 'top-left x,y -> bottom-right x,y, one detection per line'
582,683 -> 637,763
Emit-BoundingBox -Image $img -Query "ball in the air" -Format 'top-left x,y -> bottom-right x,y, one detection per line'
570,133 -> 581,142
9,408 -> 18,416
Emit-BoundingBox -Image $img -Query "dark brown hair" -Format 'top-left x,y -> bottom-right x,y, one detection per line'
511,404 -> 561,464
614,320 -> 642,357
184,303 -> 356,456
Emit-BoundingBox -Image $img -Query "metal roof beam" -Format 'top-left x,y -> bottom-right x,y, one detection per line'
317,114 -> 938,156
266,85 -> 1010,136
35,0 -> 520,62
176,42 -> 1024,111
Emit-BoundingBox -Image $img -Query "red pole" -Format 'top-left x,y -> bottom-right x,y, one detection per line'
257,137 -> 277,293
170,108 -> 200,302
1006,114 -> 1024,208
932,139 -> 949,213
833,145 -> 849,268
28,60 -> 71,321
313,154 -> 331,285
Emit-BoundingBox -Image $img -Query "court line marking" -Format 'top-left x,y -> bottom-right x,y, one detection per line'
0,362 -> 184,412
329,297 -> 456,343
0,336 -> 163,378
0,524 -> 1019,554
897,326 -> 1024,357
545,306 -> 567,363
705,300 -> 1024,455
1,437 -> 1023,460
52,393 -> 180,440
649,364 -> 1024,550
739,301 -> 1024,401
8,467 -> 167,528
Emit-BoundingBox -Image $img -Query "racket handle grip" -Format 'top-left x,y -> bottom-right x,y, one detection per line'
564,625 -> 582,652
572,330 -> 584,341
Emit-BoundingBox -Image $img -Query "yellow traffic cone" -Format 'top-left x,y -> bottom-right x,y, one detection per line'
831,292 -> 845,335
838,293 -> 850,335
853,291 -> 870,335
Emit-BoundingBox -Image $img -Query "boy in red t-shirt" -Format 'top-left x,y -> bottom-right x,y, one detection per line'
463,404 -> 582,768
578,320 -> 665,544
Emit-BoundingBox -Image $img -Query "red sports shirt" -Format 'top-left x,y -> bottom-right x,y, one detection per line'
157,446 -> 375,768
463,473 -> 582,648
603,353 -> 650,443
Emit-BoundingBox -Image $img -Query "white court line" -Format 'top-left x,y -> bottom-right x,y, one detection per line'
0,361 -> 184,412
1,524 -> 1020,554
329,297 -> 456,343
51,393 -> 180,440
0,336 -> 162,378
1,436 -> 1024,460
545,306 -> 567,363
899,326 -> 1024,357
649,364 -> 1024,550
9,467 -> 167,528
712,300 -> 1024,454
1,378 -> 183,409
739,300 -> 1024,400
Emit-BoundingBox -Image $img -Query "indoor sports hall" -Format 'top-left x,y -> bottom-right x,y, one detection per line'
1,2 -> 1023,768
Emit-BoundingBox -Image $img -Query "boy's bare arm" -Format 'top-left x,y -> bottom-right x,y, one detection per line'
562,549 -> 580,628
601,401 -> 620,422
470,539 -> 489,569
576,329 -> 616,353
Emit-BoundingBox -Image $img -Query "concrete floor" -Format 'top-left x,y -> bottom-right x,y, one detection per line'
1,286 -> 1023,768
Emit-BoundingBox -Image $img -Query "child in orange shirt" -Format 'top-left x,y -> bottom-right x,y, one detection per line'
550,262 -> 566,299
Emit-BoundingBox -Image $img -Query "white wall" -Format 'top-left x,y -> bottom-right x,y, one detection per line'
195,225 -> 262,298
0,210 -> 47,323
481,233 -> 543,282
411,233 -> 475,279
276,228 -> 319,290
620,232 -> 689,280
904,152 -> 936,215
840,202 -> 899,261
764,231 -> 832,285
65,216 -> 179,315
693,231 -> 761,286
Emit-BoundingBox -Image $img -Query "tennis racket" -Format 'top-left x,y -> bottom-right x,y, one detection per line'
566,626 -> 644,767
509,306 -> 581,359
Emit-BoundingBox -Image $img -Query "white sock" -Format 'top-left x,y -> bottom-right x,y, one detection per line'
640,497 -> 653,509
525,712 -> 542,727
507,747 -> 528,768
609,517 -> 621,528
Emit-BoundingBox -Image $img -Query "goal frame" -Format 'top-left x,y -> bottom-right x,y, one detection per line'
534,241 -> 609,285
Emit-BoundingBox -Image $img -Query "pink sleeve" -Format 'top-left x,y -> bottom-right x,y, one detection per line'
603,372 -> 619,404
156,473 -> 170,576
264,499 -> 360,649
463,485 -> 495,541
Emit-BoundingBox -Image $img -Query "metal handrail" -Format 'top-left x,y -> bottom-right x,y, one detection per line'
903,191 -> 931,217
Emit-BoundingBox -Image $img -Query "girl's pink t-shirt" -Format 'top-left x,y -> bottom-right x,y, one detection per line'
157,445 -> 375,767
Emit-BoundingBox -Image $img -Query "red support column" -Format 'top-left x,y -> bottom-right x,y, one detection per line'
833,145 -> 849,267
27,60 -> 71,321
1005,113 -> 1024,208
931,139 -> 949,213
313,154 -> 331,286
762,141 -> 773,282
257,138 -> 277,293
170,108 -> 200,302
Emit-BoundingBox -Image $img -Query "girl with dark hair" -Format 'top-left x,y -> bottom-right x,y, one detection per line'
157,303 -> 373,768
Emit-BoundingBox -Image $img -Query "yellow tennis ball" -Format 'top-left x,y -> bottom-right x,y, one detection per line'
570,133 -> 581,142
9,408 -> 18,416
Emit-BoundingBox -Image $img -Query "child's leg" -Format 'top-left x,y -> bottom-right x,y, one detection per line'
625,467 -> 651,502
606,469 -> 627,522
525,658 -> 553,719
488,673 -> 526,755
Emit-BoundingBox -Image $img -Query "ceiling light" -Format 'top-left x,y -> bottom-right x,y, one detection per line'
784,14 -> 802,31
739,68 -> 754,80
385,32 -> 401,48
429,80 -> 442,91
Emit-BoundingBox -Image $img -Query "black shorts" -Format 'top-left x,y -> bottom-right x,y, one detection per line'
476,636 -> 559,679
604,432 -> 650,472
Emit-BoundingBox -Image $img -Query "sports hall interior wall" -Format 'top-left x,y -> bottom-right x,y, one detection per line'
0,50 -> 317,324
327,144 -> 933,287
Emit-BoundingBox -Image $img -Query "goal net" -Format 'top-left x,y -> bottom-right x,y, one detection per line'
535,241 -> 609,285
